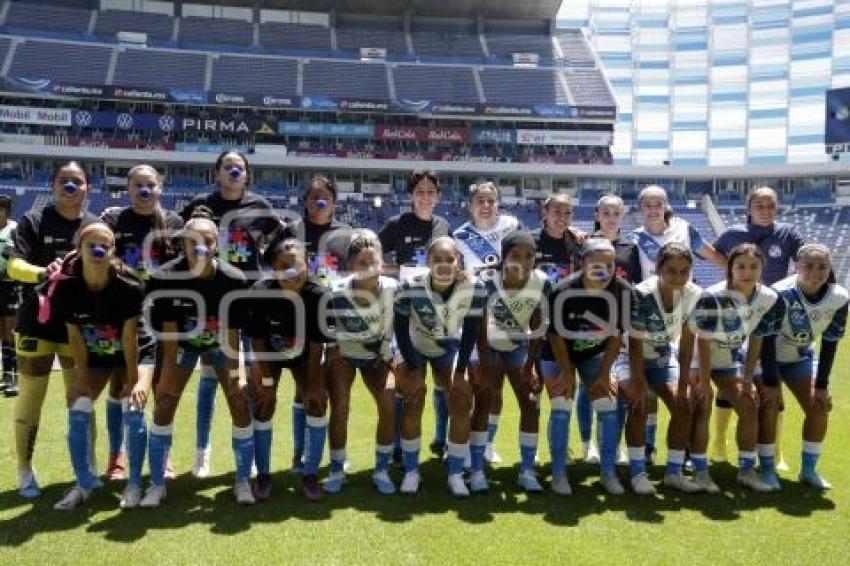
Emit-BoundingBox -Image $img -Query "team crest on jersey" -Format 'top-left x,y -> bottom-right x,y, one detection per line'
768,245 -> 782,258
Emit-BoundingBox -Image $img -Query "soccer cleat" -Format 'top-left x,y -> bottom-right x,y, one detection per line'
192,447 -> 211,478
105,452 -> 126,481
517,471 -> 544,493
54,486 -> 90,511
799,470 -> 831,490
760,470 -> 782,492
631,472 -> 656,495
301,475 -> 323,501
400,471 -> 421,495
291,454 -> 305,476
469,470 -> 489,493
584,443 -> 600,465
19,471 -> 41,499
253,473 -> 273,502
120,484 -> 142,509
693,471 -> 721,494
3,384 -> 18,397
447,474 -> 469,497
164,456 -> 176,481
663,473 -> 703,493
429,440 -> 446,459
234,480 -> 256,505
551,474 -> 572,496
324,471 -> 346,494
601,473 -> 625,495
484,443 -> 502,464
139,484 -> 167,508
343,458 -> 353,473
737,469 -> 773,492
373,471 -> 396,495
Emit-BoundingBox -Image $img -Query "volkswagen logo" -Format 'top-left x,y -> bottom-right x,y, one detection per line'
158,115 -> 176,132
74,111 -> 92,127
116,113 -> 134,129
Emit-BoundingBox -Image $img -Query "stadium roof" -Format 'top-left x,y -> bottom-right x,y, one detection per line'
216,0 -> 564,19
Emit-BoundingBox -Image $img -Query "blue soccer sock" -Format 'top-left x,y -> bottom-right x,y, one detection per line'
447,441 -> 468,476
69,397 -> 95,491
802,441 -> 822,474
666,449 -> 685,476
393,394 -> 404,453
148,424 -> 173,486
329,448 -> 346,475
645,412 -> 658,457
106,396 -> 123,456
519,432 -> 538,474
195,370 -> 218,451
628,446 -> 646,478
548,396 -> 572,478
758,443 -> 776,474
375,443 -> 394,474
594,398 -> 619,477
433,386 -> 448,446
487,414 -> 500,445
576,385 -> 592,445
232,425 -> 255,483
253,420 -> 273,475
401,437 -> 421,474
470,431 -> 487,473
691,452 -> 709,473
292,402 -> 306,461
738,450 -> 757,472
304,415 -> 327,477
122,402 -> 147,487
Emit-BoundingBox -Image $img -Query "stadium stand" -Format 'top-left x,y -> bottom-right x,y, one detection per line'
258,22 -> 331,55
94,9 -> 174,44
410,28 -> 484,60
4,1 -> 91,36
180,16 -> 253,48
113,48 -> 208,90
210,55 -> 299,96
479,67 -> 570,105
336,21 -> 409,58
392,64 -> 480,103
9,39 -> 113,84
302,59 -> 389,99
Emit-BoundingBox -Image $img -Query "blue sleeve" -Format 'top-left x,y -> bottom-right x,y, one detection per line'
815,339 -> 838,389
455,314 -> 481,375
760,335 -> 780,386
688,223 -> 706,253
823,301 -> 848,342
753,297 -> 786,338
713,230 -> 732,256
393,308 -> 420,370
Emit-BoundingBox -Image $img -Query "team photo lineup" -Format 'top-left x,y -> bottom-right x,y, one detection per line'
0,154 -> 843,511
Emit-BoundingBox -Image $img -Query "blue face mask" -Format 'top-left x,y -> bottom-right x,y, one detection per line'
282,267 -> 300,280
315,199 -> 328,210
193,245 -> 210,257
63,181 -> 79,195
137,185 -> 155,199
91,244 -> 108,259
227,167 -> 243,180
587,266 -> 611,282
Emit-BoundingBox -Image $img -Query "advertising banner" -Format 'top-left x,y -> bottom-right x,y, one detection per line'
0,104 -> 72,126
826,87 -> 850,154
375,125 -> 469,143
278,121 -> 375,138
515,129 -> 613,146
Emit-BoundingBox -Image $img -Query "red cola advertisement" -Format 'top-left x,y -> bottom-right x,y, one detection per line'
374,125 -> 469,143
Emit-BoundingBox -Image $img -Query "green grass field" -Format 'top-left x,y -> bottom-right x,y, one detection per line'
1,346 -> 849,566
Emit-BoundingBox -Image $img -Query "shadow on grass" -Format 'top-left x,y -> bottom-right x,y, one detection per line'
0,458 -> 835,545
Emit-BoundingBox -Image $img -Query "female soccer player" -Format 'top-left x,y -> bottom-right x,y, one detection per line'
394,236 -> 486,495
45,223 -> 145,510
8,161 -> 98,498
453,181 -> 521,464
627,243 -> 717,493
548,237 -> 632,494
325,230 -> 398,494
0,195 -> 19,397
140,212 -> 254,507
692,244 -> 781,492
180,150 -> 281,479
760,244 -> 848,490
478,231 -> 550,492
100,164 -> 184,481
246,238 -> 331,501
575,194 -> 642,465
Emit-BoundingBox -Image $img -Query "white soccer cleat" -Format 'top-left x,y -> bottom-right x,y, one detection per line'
234,480 -> 256,505
630,473 -> 656,495
447,474 -> 469,497
693,471 -> 721,494
550,474 -> 572,496
469,470 -> 489,493
517,471 -> 544,493
484,443 -> 502,464
120,484 -> 142,509
663,473 -> 703,493
737,469 -> 773,492
600,473 -> 625,495
54,486 -> 90,511
400,471 -> 421,494
584,443 -> 600,465
192,447 -> 211,478
139,484 -> 167,508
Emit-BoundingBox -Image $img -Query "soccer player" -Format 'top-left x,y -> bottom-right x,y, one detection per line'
548,238 -> 633,495
45,223 -> 145,510
274,175 -> 350,474
478,231 -> 549,492
711,186 -> 805,467
324,230 -> 398,494
575,194 -> 642,465
245,238 -> 331,501
8,161 -> 98,498
179,150 -> 281,478
633,185 -> 724,464
453,181 -> 521,464
691,244 -> 782,492
393,236 -> 486,494
379,170 -> 450,460
760,244 -> 848,490
100,164 -> 184,482
140,212 -> 254,507
0,195 -> 20,397
628,243 -> 717,493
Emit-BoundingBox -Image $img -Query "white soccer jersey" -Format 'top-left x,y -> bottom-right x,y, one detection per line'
773,275 -> 850,364
633,276 -> 703,367
396,275 -> 487,358
693,280 -> 780,371
483,268 -> 550,352
632,217 -> 705,280
453,215 -> 520,275
330,275 -> 398,362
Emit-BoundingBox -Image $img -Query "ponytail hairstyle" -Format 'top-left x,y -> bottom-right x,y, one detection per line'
468,180 -> 500,202
593,194 -> 625,232
346,228 -> 383,263
51,160 -> 89,187
127,164 -> 172,258
541,193 -> 573,229
408,170 -> 441,194
655,241 -> 694,272
426,235 -> 459,260
745,186 -> 779,225
725,243 -> 764,289
214,149 -> 250,188
796,243 -> 836,285
638,185 -> 673,228
266,237 -> 307,266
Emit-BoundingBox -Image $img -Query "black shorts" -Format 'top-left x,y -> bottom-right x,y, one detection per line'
0,282 -> 20,317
